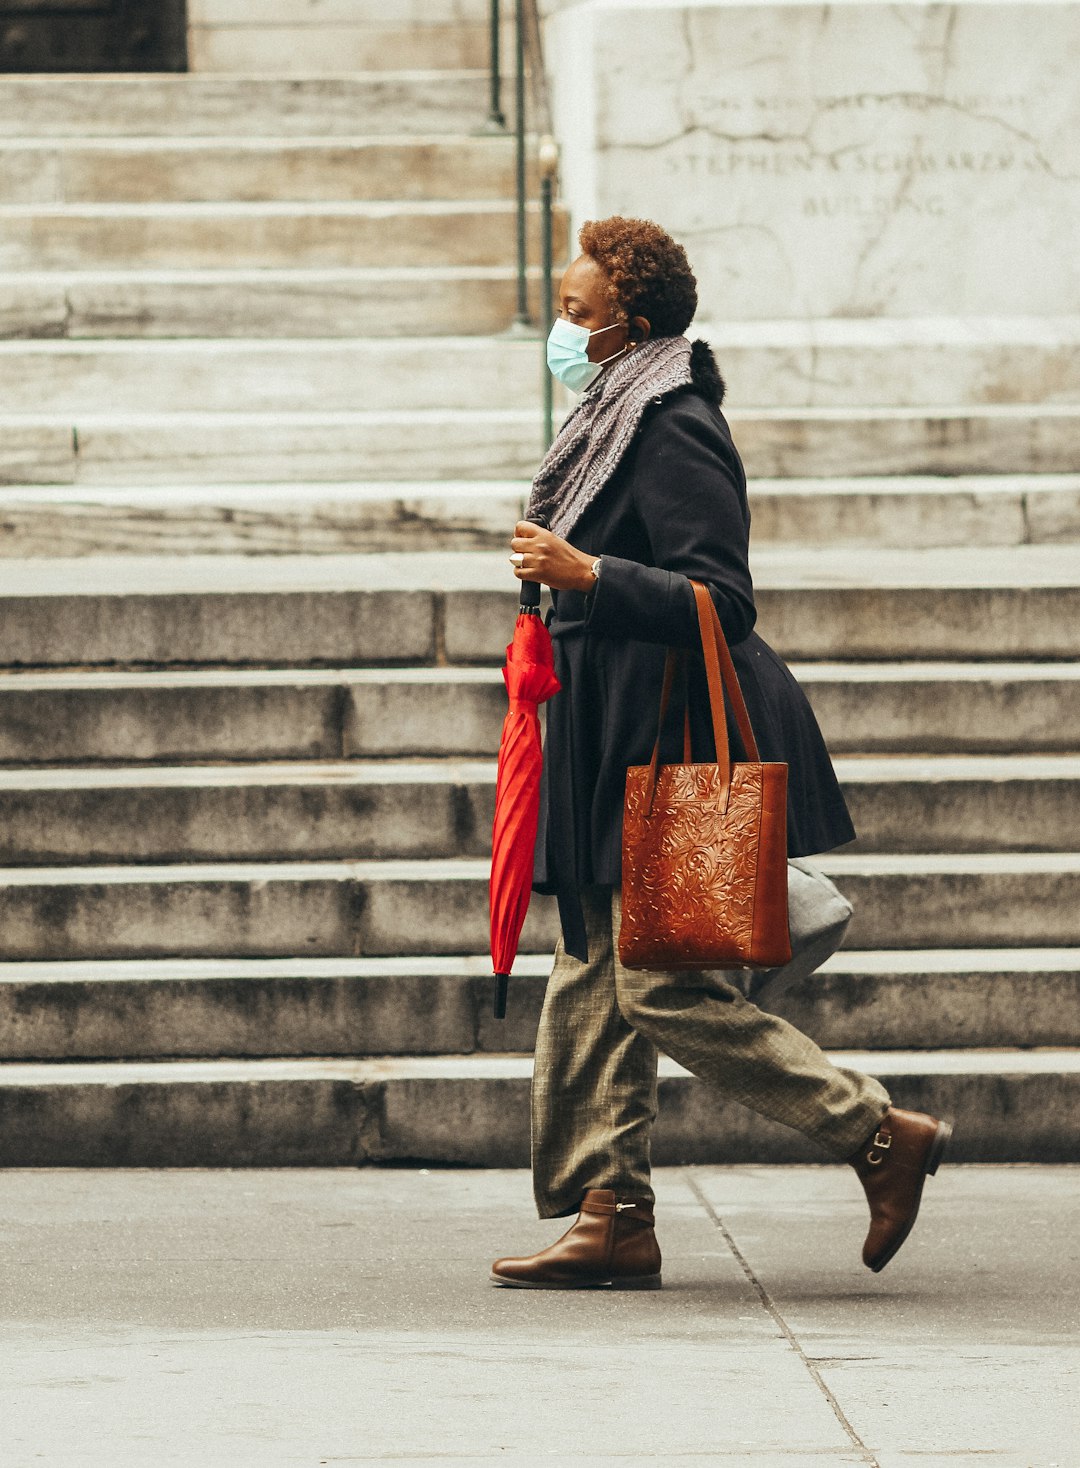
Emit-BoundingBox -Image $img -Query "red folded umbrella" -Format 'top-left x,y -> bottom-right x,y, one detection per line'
490,583 -> 561,1018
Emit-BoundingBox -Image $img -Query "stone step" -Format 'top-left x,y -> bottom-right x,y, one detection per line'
3,406 -> 1079,486
0,74 -> 493,138
189,0 -> 497,18
0,853 -> 1076,961
0,481 -> 529,557
0,410 -> 544,485
1,949 -> 1077,1061
3,338 -> 1078,419
0,307 -> 1063,413
799,661 -> 1080,754
0,267 -> 554,341
703,316 -> 1080,410
0,550 -> 1075,665
729,404 -> 1080,479
184,0 -> 501,75
0,274 -> 1073,413
188,22 -> 492,75
189,0 -> 494,18
0,761 -> 497,865
838,756 -> 1080,853
0,667 -> 507,764
0,340 -> 543,414
750,545 -> 1080,660
0,1049 -> 1075,1164
0,756 -> 1075,865
0,136 -> 529,206
181,0 -> 503,73
5,288 -> 1073,394
0,476 -> 1076,559
4,662 -> 1077,766
0,201 -> 564,271
748,475 -> 1080,549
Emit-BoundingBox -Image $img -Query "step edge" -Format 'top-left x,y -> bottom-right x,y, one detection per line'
2,1048 -> 1078,1086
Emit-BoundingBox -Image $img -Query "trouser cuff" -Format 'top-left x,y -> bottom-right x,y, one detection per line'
811,1090 -> 892,1160
534,1182 -> 656,1220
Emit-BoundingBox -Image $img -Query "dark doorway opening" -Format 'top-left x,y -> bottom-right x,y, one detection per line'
0,1 -> 187,72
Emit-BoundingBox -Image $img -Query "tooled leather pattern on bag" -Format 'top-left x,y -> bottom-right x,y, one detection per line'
621,763 -> 764,967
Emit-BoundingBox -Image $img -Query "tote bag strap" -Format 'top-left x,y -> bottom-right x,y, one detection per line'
643,583 -> 729,805
643,580 -> 761,813
649,653 -> 695,763
690,580 -> 760,761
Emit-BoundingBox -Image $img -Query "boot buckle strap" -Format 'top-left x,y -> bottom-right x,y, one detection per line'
867,1130 -> 892,1166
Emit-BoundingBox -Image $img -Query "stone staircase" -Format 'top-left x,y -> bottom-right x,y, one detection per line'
0,3 -> 1079,1166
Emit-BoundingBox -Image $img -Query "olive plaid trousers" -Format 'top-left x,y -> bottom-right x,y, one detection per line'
531,885 -> 890,1218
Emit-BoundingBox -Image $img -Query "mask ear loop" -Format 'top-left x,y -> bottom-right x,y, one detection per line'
592,319 -> 633,370
594,343 -> 630,369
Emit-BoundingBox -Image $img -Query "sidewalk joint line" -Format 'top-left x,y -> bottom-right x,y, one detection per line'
684,1170 -> 881,1468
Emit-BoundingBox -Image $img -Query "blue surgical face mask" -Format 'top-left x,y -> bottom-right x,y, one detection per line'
546,317 -> 627,392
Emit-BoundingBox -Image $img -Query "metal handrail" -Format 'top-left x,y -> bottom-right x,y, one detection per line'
488,0 -> 560,447
486,0 -> 506,128
512,0 -> 529,328
522,0 -> 553,136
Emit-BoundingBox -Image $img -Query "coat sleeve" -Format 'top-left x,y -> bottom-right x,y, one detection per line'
584,395 -> 757,648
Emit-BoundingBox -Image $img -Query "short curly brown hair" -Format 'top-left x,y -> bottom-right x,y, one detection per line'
577,216 -> 698,337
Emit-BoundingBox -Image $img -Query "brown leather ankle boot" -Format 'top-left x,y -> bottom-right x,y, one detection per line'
491,1189 -> 662,1290
850,1106 -> 952,1272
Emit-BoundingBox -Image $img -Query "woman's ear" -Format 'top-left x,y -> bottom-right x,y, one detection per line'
630,314 -> 651,345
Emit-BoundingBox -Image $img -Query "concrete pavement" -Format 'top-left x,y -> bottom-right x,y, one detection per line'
0,1166 -> 1077,1467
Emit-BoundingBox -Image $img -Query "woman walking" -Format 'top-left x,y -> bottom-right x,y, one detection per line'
491,216 -> 950,1290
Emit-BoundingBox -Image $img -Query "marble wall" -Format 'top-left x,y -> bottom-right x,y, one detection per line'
544,0 -> 1080,320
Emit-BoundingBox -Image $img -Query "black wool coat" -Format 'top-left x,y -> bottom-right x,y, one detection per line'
532,341 -> 855,962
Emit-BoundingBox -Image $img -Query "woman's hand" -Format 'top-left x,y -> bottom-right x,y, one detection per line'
509,522 -> 597,593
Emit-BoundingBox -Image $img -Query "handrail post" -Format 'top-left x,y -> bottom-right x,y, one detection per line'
487,0 -> 506,129
539,136 -> 559,447
512,0 -> 530,327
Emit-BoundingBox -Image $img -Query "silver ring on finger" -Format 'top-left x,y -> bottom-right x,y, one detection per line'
509,553 -> 525,567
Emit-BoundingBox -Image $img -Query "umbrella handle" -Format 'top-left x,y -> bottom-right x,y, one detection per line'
518,513 -> 547,613
493,973 -> 509,1019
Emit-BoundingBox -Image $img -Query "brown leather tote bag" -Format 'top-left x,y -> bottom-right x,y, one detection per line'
619,579 -> 792,971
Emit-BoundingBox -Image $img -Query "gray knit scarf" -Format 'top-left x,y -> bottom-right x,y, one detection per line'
525,334 -> 693,539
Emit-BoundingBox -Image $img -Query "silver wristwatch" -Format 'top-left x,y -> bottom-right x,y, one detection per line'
590,557 -> 602,582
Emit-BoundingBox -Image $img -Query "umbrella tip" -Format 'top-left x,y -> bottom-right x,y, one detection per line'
493,973 -> 509,1019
